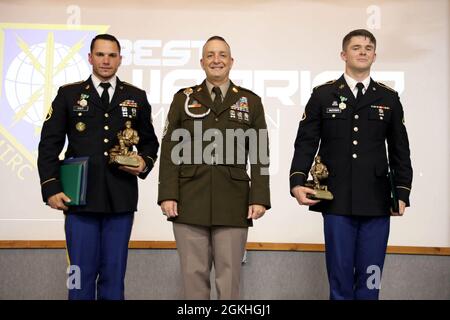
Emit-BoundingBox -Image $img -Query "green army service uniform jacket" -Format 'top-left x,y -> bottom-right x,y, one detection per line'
158,80 -> 271,227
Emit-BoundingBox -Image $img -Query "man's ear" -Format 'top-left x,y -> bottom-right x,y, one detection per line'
340,51 -> 347,63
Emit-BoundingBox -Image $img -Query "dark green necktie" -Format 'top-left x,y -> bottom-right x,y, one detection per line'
212,86 -> 222,110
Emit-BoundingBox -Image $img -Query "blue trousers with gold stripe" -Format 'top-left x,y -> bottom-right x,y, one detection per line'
323,214 -> 390,300
65,212 -> 134,300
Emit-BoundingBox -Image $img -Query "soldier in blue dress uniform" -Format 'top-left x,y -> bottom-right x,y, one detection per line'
38,34 -> 159,300
289,29 -> 413,299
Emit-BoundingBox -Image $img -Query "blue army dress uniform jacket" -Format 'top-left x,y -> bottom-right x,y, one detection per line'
290,75 -> 413,216
158,81 -> 271,227
38,77 -> 159,213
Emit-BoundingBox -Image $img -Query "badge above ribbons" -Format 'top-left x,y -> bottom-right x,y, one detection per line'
120,100 -> 138,118
229,97 -> 250,122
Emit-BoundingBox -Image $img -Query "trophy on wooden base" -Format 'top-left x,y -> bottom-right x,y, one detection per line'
305,155 -> 334,200
109,120 -> 140,168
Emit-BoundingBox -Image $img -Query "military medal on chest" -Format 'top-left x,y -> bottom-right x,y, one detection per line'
79,97 -> 88,107
74,93 -> 90,112
338,96 -> 347,110
79,93 -> 89,107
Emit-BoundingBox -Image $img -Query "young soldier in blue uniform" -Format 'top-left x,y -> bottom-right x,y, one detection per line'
289,29 -> 413,299
38,34 -> 159,300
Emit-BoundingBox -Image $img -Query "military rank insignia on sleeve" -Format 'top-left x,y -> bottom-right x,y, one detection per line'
45,106 -> 53,121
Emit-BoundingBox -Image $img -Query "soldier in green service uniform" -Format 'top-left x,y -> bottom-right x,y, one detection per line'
158,36 -> 271,299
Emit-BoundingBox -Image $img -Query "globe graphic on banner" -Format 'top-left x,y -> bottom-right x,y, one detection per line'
4,42 -> 90,126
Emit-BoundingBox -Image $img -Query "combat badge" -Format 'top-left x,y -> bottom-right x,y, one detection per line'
239,97 -> 249,112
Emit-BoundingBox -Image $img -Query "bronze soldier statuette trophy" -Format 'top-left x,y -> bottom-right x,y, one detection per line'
109,120 -> 140,167
305,155 -> 334,200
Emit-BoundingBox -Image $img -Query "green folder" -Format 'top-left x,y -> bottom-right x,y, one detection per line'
60,157 -> 88,206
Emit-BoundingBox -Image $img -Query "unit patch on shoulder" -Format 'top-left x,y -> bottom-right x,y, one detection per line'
45,106 -> 53,121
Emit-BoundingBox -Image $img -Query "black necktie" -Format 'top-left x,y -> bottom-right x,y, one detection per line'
100,82 -> 111,108
212,86 -> 222,110
355,82 -> 364,103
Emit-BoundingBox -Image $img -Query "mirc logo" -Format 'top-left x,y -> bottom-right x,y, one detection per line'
0,23 -> 107,180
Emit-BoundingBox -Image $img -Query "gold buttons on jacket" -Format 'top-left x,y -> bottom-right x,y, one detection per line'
104,138 -> 109,143
104,125 -> 109,130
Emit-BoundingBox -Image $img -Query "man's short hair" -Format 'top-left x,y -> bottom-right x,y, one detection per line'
90,34 -> 121,53
342,29 -> 376,50
202,35 -> 231,55
205,35 -> 229,46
